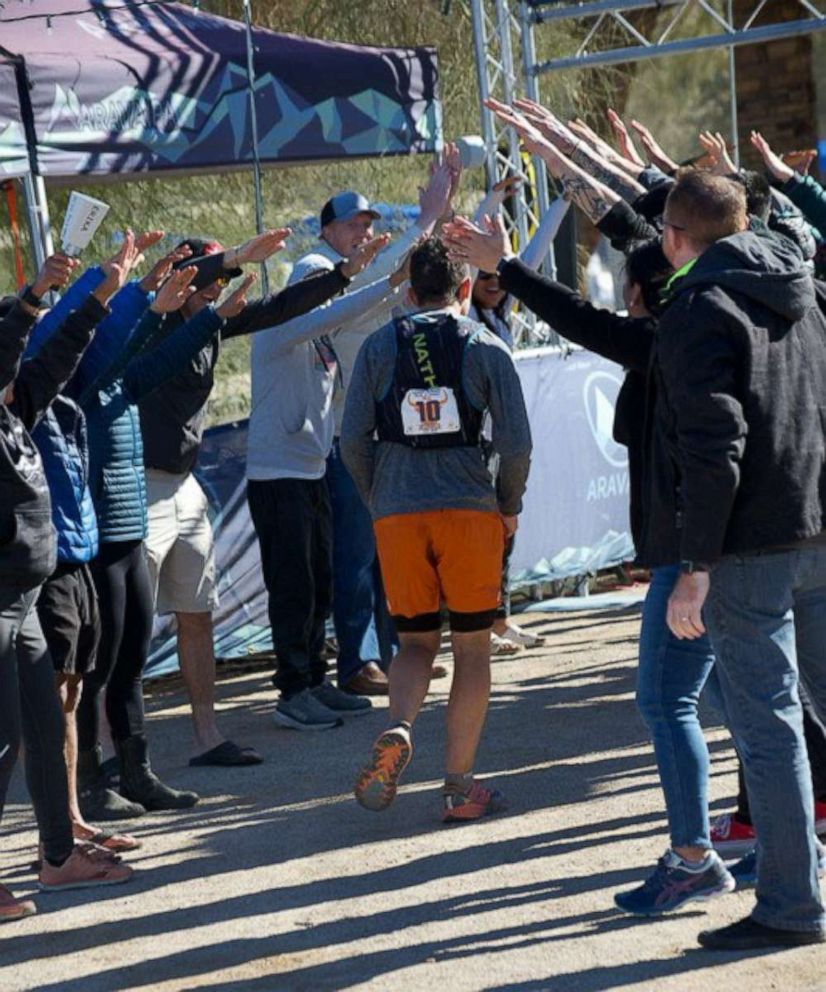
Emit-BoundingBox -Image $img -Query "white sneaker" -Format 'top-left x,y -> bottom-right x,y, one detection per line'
491,632 -> 521,657
502,622 -> 545,648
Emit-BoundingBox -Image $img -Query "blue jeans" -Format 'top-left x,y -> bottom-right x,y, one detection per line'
326,440 -> 397,686
637,564 -> 717,849
705,546 -> 826,933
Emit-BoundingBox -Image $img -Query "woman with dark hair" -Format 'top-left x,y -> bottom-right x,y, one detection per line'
468,184 -> 569,653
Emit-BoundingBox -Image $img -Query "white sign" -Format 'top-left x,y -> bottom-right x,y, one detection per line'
61,190 -> 110,256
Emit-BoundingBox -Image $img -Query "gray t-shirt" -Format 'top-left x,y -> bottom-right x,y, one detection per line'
340,309 -> 532,521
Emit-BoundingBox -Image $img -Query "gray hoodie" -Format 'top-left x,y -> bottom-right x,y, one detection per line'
341,310 -> 532,521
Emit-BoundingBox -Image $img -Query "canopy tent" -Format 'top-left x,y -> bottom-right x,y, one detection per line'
0,0 -> 441,180
0,0 -> 441,267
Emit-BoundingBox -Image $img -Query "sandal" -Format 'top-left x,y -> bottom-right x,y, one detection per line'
189,740 -> 263,767
491,632 -> 522,657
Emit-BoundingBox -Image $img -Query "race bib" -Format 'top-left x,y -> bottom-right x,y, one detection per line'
401,387 -> 461,436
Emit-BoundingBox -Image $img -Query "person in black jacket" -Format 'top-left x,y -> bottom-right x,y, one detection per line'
653,171 -> 826,950
0,247 -> 140,920
448,185 -> 826,942
137,232 -> 386,763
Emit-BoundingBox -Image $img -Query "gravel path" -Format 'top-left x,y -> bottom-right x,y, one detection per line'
1,605 -> 821,991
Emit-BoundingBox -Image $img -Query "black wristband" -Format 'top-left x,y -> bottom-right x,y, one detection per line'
20,284 -> 44,309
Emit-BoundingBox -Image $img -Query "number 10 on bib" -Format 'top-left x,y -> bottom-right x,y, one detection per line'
402,387 -> 461,436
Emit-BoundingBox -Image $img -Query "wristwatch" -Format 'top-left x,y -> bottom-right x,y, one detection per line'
680,560 -> 711,574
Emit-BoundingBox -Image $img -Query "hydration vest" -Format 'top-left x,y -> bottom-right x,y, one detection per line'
375,312 -> 484,449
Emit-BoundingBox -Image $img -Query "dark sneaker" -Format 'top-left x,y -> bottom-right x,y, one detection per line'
443,781 -> 507,824
355,725 -> 412,811
614,849 -> 735,916
730,844 -> 826,890
313,681 -> 372,716
699,916 -> 825,950
274,688 -> 344,731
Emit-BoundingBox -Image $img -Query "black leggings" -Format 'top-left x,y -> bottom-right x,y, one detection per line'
0,587 -> 73,863
77,540 -> 153,749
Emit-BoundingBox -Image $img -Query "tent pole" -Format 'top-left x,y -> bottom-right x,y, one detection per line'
14,58 -> 54,270
242,0 -> 269,296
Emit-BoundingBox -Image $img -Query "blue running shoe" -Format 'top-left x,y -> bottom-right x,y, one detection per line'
614,849 -> 735,916
730,845 -> 826,890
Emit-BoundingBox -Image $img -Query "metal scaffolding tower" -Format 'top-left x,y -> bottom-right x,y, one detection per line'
470,0 -> 826,344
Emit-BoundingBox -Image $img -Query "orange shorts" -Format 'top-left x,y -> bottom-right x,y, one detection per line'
374,509 -> 505,632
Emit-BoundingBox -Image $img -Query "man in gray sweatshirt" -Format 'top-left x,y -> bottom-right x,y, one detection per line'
341,238 -> 532,822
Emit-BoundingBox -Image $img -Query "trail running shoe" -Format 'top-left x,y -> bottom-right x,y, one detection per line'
710,813 -> 757,857
354,725 -> 412,811
442,781 -> 507,824
614,849 -> 735,916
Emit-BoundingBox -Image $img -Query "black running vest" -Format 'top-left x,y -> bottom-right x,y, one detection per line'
375,313 -> 484,449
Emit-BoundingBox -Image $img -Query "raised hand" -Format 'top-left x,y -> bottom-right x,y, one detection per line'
217,273 -> 257,319
31,252 -> 80,297
629,119 -> 678,173
783,148 -> 817,177
443,214 -> 512,273
140,243 -> 193,293
492,176 -> 522,197
149,265 -> 198,314
419,161 -> 455,228
484,99 -> 556,162
134,230 -> 165,254
231,228 -> 292,266
512,99 -> 578,154
607,108 -> 645,168
93,231 -> 144,306
750,131 -> 794,183
340,233 -> 391,279
699,131 -> 737,175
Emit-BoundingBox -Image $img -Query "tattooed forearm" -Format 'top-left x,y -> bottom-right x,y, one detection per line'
561,176 -> 617,223
570,147 -> 646,204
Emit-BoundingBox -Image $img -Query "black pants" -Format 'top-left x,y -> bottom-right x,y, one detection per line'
247,478 -> 331,698
77,540 -> 153,749
0,586 -> 73,863
736,681 -> 826,823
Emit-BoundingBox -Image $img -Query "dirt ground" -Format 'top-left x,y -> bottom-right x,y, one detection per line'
1,603 -> 823,992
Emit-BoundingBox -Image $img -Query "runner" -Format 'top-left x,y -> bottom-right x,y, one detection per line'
341,237 -> 532,821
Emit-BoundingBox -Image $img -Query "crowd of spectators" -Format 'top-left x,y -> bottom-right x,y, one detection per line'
2,99 -> 826,953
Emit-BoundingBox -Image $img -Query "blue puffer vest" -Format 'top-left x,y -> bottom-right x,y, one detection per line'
45,268 -> 153,544
30,397 -> 98,563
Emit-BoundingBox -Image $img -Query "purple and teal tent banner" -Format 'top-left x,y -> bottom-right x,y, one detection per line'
0,0 -> 441,181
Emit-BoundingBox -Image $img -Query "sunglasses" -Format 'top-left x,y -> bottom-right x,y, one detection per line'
477,271 -> 497,281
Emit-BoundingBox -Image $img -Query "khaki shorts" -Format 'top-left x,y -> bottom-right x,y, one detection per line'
145,469 -> 218,615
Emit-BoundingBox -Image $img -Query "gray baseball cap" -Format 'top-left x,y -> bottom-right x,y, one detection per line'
320,191 -> 380,228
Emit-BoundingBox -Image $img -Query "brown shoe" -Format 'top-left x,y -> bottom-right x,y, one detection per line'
0,883 -> 36,924
39,842 -> 133,892
344,662 -> 389,696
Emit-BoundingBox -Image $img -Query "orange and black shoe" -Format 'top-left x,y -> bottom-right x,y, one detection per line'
354,724 -> 413,811
443,780 -> 507,824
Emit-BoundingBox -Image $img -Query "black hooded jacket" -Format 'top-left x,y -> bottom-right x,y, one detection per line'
644,229 -> 826,565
